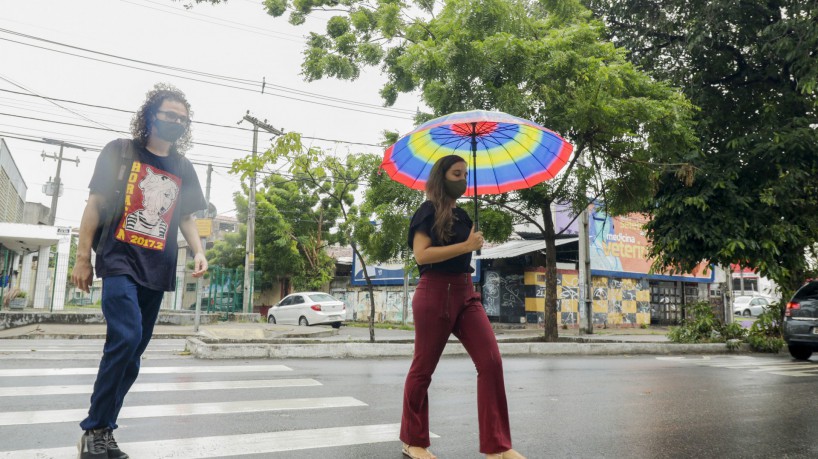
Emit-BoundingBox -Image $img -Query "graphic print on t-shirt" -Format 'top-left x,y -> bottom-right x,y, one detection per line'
114,161 -> 181,251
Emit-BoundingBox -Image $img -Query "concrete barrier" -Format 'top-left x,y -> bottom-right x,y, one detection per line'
184,337 -> 753,359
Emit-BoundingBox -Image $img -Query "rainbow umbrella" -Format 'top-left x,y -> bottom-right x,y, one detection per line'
380,110 -> 573,232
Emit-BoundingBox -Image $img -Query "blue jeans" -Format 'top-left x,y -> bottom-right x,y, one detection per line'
80,275 -> 164,431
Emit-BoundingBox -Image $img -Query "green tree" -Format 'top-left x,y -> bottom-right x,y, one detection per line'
232,148 -> 339,292
586,0 -> 818,296
232,133 -> 389,339
205,223 -> 246,271
195,0 -> 697,340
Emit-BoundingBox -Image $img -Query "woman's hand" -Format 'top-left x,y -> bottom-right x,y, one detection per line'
465,225 -> 484,252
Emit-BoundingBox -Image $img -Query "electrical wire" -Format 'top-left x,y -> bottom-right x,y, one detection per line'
0,27 -> 417,117
119,0 -> 307,43
0,92 -> 388,147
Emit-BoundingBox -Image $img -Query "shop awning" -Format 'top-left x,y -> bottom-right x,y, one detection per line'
475,237 -> 577,260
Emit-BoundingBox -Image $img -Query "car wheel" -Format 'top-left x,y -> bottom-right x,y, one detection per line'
742,309 -> 751,317
331,322 -> 342,329
299,316 -> 309,326
788,345 -> 813,361
268,315 -> 276,324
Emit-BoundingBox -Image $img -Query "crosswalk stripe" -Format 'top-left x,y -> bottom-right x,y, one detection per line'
656,356 -> 818,377
0,347 -> 178,355
0,397 -> 368,426
768,369 -> 818,377
0,423 -> 439,459
0,378 -> 322,397
0,364 -> 291,377
707,361 -> 806,368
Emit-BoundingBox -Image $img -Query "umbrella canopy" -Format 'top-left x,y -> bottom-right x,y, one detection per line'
380,110 -> 573,197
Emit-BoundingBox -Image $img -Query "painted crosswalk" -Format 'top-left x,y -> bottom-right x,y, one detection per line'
0,340 -> 188,360
0,378 -> 322,397
657,355 -> 818,377
0,344 -> 423,458
0,423 -> 417,459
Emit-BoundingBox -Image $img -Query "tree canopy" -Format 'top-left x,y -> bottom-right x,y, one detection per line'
196,0 -> 700,339
587,0 -> 818,293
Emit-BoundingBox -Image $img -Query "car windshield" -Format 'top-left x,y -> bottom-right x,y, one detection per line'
310,293 -> 337,302
734,297 -> 752,304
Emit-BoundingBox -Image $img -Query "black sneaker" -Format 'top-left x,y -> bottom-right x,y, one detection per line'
77,429 -> 108,459
103,428 -> 129,459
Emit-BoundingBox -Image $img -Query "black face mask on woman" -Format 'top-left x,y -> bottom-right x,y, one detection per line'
443,179 -> 467,199
153,119 -> 187,143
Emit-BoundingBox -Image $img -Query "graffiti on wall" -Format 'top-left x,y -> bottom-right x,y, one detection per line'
331,288 -> 415,323
483,271 -> 501,316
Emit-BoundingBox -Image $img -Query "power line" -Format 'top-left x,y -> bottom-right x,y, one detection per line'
0,74 -> 120,133
119,0 -> 307,43
0,27 -> 417,117
0,109 -> 385,150
1,127 -> 379,188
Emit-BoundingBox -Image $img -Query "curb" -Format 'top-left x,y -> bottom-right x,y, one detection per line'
184,337 -> 753,359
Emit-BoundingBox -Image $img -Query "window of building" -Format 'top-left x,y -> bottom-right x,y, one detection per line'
732,278 -> 758,293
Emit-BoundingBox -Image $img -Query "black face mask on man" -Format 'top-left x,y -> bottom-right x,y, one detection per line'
443,179 -> 468,199
153,119 -> 187,143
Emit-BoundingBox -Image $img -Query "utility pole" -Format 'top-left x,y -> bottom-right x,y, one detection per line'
194,163 -> 213,333
578,208 -> 593,334
41,139 -> 84,226
238,112 -> 283,314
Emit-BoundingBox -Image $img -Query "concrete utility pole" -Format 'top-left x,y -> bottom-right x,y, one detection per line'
194,163 -> 213,333
578,208 -> 593,334
238,113 -> 283,314
41,139 -> 84,226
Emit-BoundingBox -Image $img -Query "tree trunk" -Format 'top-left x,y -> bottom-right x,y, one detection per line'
351,242 -> 376,343
542,201 -> 559,342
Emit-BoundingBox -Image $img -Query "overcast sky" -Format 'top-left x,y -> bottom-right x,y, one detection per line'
0,0 -> 420,227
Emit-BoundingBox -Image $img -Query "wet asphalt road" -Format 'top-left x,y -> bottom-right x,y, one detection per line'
0,340 -> 816,458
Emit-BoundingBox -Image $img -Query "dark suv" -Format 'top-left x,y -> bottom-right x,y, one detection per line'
783,281 -> 818,360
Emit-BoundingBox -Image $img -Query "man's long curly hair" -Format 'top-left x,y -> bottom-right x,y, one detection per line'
130,83 -> 193,154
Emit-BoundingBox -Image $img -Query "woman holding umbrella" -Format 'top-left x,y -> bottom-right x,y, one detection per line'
400,155 -> 525,459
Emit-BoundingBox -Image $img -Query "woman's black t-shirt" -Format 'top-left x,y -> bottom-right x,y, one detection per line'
407,200 -> 474,275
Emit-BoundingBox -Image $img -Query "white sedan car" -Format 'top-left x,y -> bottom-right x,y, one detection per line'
267,292 -> 346,328
733,295 -> 774,317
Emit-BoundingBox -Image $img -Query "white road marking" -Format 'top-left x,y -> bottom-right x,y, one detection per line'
0,397 -> 367,426
0,378 -> 321,397
0,364 -> 291,377
0,423 -> 439,459
656,356 -> 818,377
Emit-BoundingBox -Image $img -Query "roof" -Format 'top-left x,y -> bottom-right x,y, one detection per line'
475,237 -> 578,260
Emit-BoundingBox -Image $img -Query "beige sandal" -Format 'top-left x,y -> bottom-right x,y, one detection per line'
402,443 -> 437,459
486,449 -> 526,459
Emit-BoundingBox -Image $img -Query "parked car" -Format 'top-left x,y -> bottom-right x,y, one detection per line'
733,295 -> 774,316
783,281 -> 818,360
267,292 -> 346,328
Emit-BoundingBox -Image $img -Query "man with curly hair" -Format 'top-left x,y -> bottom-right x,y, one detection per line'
71,84 -> 208,459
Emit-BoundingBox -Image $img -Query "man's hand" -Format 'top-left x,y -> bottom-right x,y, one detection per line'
191,252 -> 208,278
71,256 -> 94,293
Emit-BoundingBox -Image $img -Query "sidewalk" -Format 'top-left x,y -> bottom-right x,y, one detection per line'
0,318 -> 757,358
0,320 -> 671,342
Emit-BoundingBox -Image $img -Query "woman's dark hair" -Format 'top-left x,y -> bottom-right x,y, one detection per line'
130,83 -> 193,154
425,154 -> 466,243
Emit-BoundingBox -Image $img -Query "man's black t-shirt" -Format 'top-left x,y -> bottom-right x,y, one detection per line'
408,200 -> 474,275
91,139 -> 207,292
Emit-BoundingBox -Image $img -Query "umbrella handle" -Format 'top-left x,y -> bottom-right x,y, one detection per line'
471,125 -> 480,257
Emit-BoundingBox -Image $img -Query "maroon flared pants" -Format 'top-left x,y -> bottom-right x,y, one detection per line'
400,272 -> 512,454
